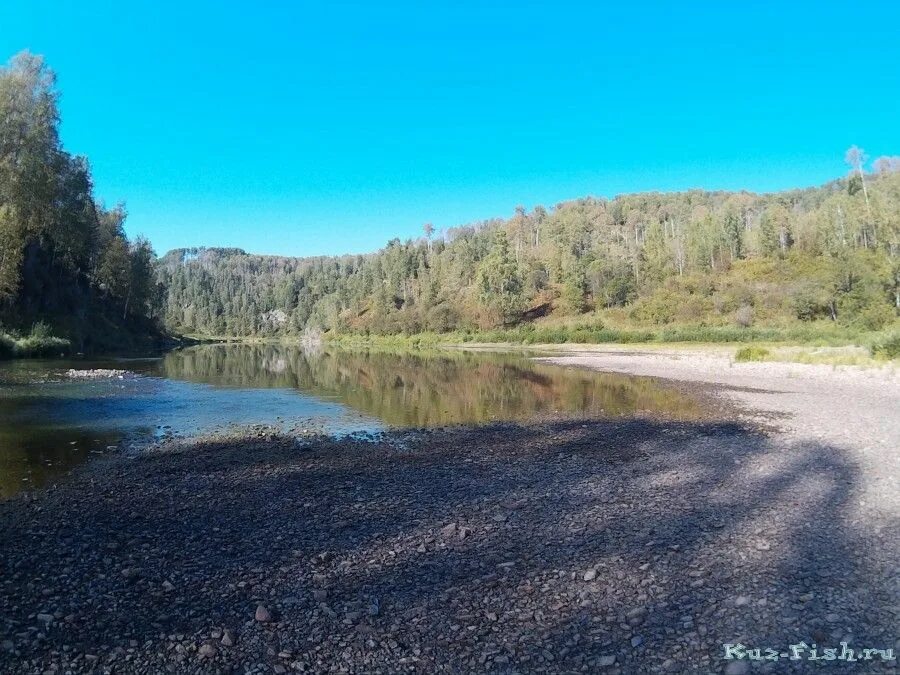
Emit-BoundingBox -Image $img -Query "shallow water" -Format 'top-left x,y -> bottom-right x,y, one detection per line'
0,344 -> 707,497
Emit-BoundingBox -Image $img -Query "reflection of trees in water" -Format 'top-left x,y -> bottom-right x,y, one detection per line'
162,345 -> 705,427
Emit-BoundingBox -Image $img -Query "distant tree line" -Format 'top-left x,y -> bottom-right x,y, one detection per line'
0,52 -> 161,351
159,152 -> 900,337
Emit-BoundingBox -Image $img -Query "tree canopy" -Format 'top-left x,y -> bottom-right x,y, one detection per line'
0,52 -> 161,351
158,160 -> 900,338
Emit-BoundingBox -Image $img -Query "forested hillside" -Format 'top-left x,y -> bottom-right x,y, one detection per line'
3,50 -> 898,352
0,52 -> 162,355
159,156 -> 900,341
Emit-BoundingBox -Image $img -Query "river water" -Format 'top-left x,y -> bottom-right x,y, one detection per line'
0,344 -> 707,497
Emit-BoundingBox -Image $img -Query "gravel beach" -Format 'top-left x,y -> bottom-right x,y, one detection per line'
0,349 -> 897,673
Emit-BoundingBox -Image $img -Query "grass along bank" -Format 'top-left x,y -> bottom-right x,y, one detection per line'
177,319 -> 900,368
324,320 -> 900,360
0,323 -> 70,359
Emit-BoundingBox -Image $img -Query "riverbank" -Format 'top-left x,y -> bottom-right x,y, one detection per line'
0,329 -> 209,361
324,322 -> 900,356
0,331 -> 70,359
0,352 -> 898,673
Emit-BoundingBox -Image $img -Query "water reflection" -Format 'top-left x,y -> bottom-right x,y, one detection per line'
0,345 -> 706,497
158,345 -> 705,427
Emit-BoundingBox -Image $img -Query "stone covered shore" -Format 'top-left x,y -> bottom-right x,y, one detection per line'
1,352 -> 898,673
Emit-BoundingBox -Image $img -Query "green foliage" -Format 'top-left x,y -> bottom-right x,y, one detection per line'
793,289 -> 830,321
734,346 -> 771,362
0,52 -> 161,353
0,325 -> 69,359
869,331 -> 900,359
157,162 -> 900,341
476,232 -> 525,325
30,321 -> 52,339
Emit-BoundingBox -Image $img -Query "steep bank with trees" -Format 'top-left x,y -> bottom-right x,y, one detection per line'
0,52 -> 163,356
158,154 -> 900,346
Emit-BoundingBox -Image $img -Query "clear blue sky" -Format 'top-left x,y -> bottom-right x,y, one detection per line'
2,1 -> 899,257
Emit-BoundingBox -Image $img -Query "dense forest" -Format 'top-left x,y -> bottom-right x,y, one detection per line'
159,156 -> 900,342
0,52 -> 162,355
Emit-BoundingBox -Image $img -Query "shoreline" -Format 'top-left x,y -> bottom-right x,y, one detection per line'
0,352 -> 897,673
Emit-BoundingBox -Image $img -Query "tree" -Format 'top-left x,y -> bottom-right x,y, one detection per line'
873,156 -> 900,175
97,236 -> 131,308
0,52 -> 60,302
127,236 -> 156,319
641,219 -> 672,286
154,165 -> 900,339
758,204 -> 792,256
722,208 -> 744,261
0,52 -> 160,343
476,232 -> 524,325
845,145 -> 873,228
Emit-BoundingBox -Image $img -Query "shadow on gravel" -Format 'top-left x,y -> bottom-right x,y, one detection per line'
0,418 -> 896,673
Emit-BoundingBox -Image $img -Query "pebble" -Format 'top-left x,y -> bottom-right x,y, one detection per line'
0,411 -> 895,674
198,643 -> 217,658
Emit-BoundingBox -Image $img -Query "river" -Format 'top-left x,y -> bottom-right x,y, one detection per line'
0,343 -> 708,497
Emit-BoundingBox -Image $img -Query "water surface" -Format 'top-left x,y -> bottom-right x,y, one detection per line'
0,344 -> 706,497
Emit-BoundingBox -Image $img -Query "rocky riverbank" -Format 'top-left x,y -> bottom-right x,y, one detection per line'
0,356 -> 897,673
0,426 -> 896,672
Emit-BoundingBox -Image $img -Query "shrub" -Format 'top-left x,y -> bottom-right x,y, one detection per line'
793,290 -> 829,321
734,304 -> 754,328
870,331 -> 900,360
30,321 -> 53,339
854,304 -> 896,331
629,289 -> 678,325
734,346 -> 770,362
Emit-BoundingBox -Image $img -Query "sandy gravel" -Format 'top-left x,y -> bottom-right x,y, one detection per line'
537,348 -> 900,517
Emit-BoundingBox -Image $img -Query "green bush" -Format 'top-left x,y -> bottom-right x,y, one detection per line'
793,290 -> 830,321
870,331 -> 900,360
0,326 -> 70,359
853,304 -> 896,331
30,321 -> 53,339
734,346 -> 771,362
